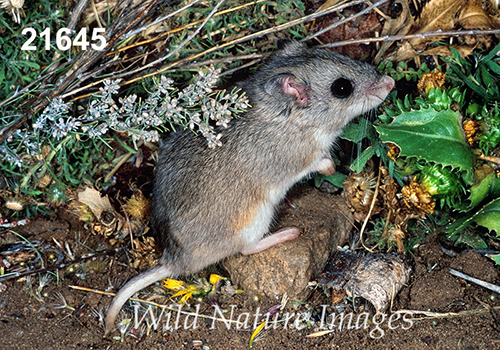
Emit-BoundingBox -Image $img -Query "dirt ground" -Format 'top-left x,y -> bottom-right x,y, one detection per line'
1,186 -> 500,350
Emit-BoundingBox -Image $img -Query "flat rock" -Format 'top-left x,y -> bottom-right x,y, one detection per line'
223,186 -> 352,300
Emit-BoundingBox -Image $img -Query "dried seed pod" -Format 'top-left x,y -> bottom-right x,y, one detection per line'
4,196 -> 25,211
123,189 -> 150,222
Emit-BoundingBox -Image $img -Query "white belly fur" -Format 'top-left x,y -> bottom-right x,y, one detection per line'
238,150 -> 328,247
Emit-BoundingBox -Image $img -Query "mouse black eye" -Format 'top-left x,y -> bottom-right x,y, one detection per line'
331,78 -> 353,98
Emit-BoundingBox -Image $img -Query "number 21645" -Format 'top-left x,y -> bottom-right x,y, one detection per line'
21,27 -> 106,51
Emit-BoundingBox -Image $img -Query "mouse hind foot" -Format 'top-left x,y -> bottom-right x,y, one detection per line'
241,227 -> 300,255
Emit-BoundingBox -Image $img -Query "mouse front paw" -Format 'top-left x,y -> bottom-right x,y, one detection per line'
316,156 -> 335,176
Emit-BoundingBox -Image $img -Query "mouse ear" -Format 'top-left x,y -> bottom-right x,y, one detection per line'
275,40 -> 308,57
265,73 -> 310,107
276,38 -> 292,50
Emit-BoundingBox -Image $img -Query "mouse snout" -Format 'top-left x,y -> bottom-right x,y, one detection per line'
365,75 -> 394,102
381,75 -> 395,93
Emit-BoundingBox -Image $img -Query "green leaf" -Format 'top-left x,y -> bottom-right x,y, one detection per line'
375,108 -> 474,172
490,254 -> 500,265
19,61 -> 40,70
469,172 -> 500,208
451,231 -> 488,249
315,172 -> 347,188
448,197 -> 500,235
341,117 -> 372,143
350,146 -> 375,173
473,197 -> 500,234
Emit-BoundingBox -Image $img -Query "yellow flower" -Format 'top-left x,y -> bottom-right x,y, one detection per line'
209,274 -> 226,286
163,278 -> 205,305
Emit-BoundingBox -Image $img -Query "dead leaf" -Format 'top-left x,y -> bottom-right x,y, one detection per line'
457,0 -> 500,47
414,0 -> 466,35
77,187 -> 114,221
316,0 -> 342,12
375,0 -> 414,63
458,0 -> 498,29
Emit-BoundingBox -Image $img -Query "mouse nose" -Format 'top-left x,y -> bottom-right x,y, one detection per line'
381,75 -> 395,92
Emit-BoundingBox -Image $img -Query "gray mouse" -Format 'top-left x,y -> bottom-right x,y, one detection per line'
105,40 -> 394,332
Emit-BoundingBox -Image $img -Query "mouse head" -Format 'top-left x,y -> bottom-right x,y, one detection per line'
247,40 -> 394,133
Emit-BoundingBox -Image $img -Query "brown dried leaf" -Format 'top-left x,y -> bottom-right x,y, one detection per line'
456,0 -> 500,47
423,44 -> 476,58
316,0 -> 342,12
375,0 -> 414,63
77,187 -> 113,221
458,0 -> 498,29
414,0 -> 466,35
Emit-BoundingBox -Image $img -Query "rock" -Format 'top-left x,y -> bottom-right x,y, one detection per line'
223,186 -> 352,300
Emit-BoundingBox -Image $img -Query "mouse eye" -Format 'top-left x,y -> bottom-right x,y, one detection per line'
331,78 -> 353,98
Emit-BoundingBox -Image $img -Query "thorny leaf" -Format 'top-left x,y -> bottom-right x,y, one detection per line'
375,108 -> 474,172
468,171 -> 500,209
448,197 -> 500,235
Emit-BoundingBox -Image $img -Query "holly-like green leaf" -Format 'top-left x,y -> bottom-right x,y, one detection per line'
375,108 -> 474,172
491,254 -> 500,265
473,197 -> 500,234
448,197 -> 500,235
451,231 -> 488,249
314,172 -> 347,188
469,172 -> 500,209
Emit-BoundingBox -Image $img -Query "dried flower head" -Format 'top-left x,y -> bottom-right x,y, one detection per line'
1,0 -> 24,23
401,176 -> 436,214
123,189 -> 150,222
463,119 -> 481,145
344,171 -> 379,221
4,196 -> 26,211
417,69 -> 446,96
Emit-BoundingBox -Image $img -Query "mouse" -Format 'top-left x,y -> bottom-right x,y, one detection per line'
105,40 -> 395,332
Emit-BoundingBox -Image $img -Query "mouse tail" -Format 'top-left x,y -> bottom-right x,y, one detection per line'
105,264 -> 173,334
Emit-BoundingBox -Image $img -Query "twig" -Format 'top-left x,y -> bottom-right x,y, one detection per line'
0,248 -> 122,282
104,152 -> 133,183
118,0 -> 371,87
359,161 -> 382,251
115,0 -> 268,53
67,54 -> 263,101
479,153 -> 500,166
45,0 -> 89,76
450,268 -> 500,294
319,29 -> 500,49
117,0 -> 228,78
124,0 -> 203,39
394,306 -> 500,321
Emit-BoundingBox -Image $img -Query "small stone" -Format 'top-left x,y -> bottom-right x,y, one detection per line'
223,187 -> 352,299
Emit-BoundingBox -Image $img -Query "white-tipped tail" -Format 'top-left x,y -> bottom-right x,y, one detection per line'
105,264 -> 172,333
